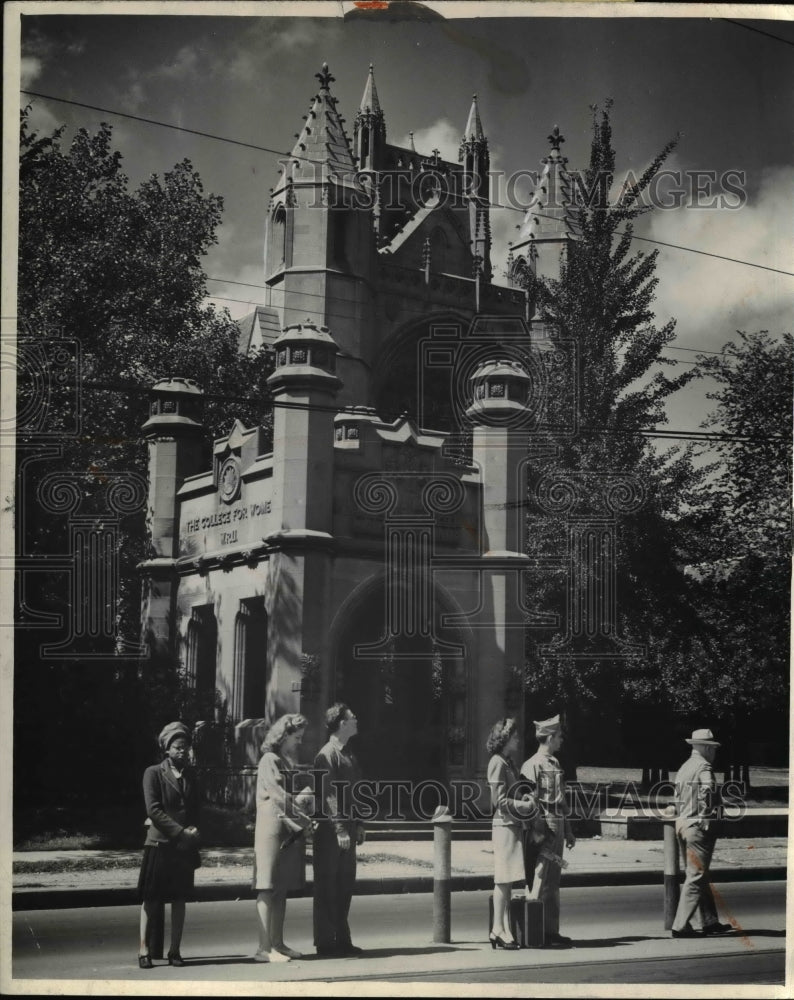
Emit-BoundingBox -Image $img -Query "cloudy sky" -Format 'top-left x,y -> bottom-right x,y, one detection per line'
13,4 -> 794,435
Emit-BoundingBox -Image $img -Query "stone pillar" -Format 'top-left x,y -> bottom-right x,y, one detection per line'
265,322 -> 341,735
140,378 -> 205,657
467,360 -> 534,773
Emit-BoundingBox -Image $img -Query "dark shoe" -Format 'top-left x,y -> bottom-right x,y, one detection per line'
545,933 -> 572,947
138,955 -> 153,969
671,926 -> 703,939
703,921 -> 733,935
492,934 -> 520,950
167,950 -> 185,967
316,946 -> 340,957
338,944 -> 363,956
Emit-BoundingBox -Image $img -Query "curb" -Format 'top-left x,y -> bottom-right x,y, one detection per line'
12,865 -> 786,911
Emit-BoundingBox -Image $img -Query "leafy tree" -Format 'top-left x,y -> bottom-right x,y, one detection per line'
666,331 -> 792,773
15,110 -> 273,810
519,103 -> 718,769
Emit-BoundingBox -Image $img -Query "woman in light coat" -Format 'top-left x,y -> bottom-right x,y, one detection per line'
487,717 -> 534,950
252,713 -> 313,962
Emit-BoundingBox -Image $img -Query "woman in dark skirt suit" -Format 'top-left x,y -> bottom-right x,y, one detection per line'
252,713 -> 314,963
487,717 -> 534,950
137,721 -> 201,969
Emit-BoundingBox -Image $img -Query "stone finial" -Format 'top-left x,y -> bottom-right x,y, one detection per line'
548,125 -> 565,152
315,62 -> 335,90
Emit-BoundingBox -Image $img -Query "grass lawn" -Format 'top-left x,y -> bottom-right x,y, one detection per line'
14,802 -> 256,852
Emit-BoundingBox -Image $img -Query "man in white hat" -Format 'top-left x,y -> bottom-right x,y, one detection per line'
670,728 -> 732,938
520,714 -> 576,947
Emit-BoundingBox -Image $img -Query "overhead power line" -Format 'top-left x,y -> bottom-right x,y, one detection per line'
19,88 -> 794,279
629,234 -> 793,278
723,19 -> 794,48
37,380 -> 787,445
203,273 -> 729,356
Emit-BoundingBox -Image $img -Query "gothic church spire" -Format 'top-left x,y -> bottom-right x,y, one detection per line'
288,62 -> 356,180
354,63 -> 386,170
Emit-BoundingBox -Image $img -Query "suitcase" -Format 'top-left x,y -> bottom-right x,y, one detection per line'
488,895 -> 545,948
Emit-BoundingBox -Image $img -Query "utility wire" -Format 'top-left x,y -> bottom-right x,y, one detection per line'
20,90 -> 287,157
37,380 -> 787,444
723,19 -> 794,48
20,88 -> 794,279
204,273 -> 728,356
628,234 -> 793,278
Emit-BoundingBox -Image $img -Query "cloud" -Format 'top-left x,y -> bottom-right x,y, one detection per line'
158,44 -> 201,81
396,118 -> 461,164
648,164 -> 794,351
20,56 -> 42,89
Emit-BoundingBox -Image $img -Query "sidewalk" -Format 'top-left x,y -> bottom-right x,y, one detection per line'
12,834 -> 788,910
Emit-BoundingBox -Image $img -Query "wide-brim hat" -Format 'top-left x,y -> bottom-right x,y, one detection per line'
685,728 -> 720,747
534,714 -> 561,738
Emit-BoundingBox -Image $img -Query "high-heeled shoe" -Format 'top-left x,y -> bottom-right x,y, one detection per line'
167,950 -> 185,966
490,933 -> 520,950
274,944 -> 302,959
138,954 -> 153,969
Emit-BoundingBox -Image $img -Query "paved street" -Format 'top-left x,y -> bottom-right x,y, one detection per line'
11,881 -> 785,988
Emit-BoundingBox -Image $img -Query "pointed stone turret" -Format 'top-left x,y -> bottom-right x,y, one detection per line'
459,94 -> 491,278
263,64 -> 375,406
354,63 -> 386,170
288,63 -> 357,182
510,124 -> 581,286
360,62 -> 381,116
463,93 -> 484,142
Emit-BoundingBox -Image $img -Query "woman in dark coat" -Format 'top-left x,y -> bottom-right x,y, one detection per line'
137,721 -> 201,969
252,713 -> 314,962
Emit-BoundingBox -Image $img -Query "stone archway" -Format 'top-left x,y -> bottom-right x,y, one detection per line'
331,579 -> 469,797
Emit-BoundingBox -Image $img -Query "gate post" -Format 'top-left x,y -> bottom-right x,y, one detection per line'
432,805 -> 452,943
663,818 -> 680,930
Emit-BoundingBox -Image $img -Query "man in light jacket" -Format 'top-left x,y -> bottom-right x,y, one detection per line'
671,727 -> 733,938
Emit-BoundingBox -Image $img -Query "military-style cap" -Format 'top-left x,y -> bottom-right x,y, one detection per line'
534,714 -> 561,738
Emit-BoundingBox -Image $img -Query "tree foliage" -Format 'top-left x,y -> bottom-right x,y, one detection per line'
15,110 -> 273,807
520,103 -> 725,763
663,332 -> 792,743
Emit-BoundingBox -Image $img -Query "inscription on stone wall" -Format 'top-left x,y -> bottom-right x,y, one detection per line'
179,499 -> 272,555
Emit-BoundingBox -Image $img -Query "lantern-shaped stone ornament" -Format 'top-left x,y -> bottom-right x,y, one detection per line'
142,377 -> 205,433
465,358 -> 533,423
333,405 -> 379,446
266,319 -> 341,394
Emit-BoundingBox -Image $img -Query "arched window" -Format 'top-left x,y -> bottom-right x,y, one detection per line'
233,597 -> 268,720
508,255 -> 531,290
186,605 -> 218,720
268,205 -> 287,274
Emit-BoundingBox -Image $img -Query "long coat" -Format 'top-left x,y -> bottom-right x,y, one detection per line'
142,759 -> 201,846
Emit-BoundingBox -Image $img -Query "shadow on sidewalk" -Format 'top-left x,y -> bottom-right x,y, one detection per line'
303,945 -> 470,961
564,935 -> 660,949
730,928 -> 786,938
158,955 -> 261,967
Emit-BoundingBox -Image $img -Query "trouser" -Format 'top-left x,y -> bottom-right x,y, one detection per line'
534,817 -> 565,936
312,823 -> 357,949
672,824 -> 719,932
